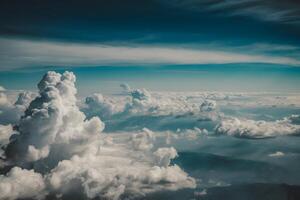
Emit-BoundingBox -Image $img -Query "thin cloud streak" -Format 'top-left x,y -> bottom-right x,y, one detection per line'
0,38 -> 299,71
167,0 -> 300,24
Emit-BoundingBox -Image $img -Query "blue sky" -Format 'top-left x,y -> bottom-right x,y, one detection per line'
0,0 -> 300,93
1,65 -> 300,95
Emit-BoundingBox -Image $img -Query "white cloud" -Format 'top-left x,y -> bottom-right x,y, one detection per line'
153,147 -> 178,167
0,91 -> 35,125
0,86 -> 5,92
0,124 -> 14,145
215,116 -> 300,139
84,93 -> 123,119
0,71 -> 196,200
0,124 -> 15,158
26,145 -> 50,162
0,167 -> 46,200
268,151 -> 285,157
6,71 -> 105,162
130,128 -> 155,151
200,100 -> 217,112
1,38 -> 300,71
14,91 -> 36,106
0,92 -> 10,107
1,71 -> 300,199
47,139 -> 195,199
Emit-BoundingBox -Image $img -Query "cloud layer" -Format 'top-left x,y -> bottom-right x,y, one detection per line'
1,72 -> 300,199
0,71 -> 196,200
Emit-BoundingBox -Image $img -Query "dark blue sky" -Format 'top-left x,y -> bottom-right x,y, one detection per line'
1,0 -> 300,45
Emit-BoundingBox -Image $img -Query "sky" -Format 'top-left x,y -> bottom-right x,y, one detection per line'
1,2 -> 300,199
0,0 -> 300,93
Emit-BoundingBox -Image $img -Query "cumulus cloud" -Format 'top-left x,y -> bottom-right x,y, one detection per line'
0,167 -> 46,200
124,88 -> 160,114
82,89 -> 224,133
153,147 -> 177,167
127,90 -> 198,118
84,93 -> 122,119
130,128 -> 155,151
85,87 -> 184,118
14,91 -> 36,106
123,88 -> 218,116
215,116 -> 300,139
47,140 -> 195,200
5,71 -> 105,162
0,71 -> 196,200
2,72 -> 300,199
200,100 -> 217,112
0,91 -> 35,125
0,124 -> 15,158
178,127 -> 209,140
82,89 -> 300,136
0,124 -> 14,145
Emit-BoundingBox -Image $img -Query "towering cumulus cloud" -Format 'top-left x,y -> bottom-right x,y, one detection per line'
0,71 -> 195,200
5,71 -> 104,162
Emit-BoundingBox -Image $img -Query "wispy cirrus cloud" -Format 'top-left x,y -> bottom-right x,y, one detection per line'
0,38 -> 299,71
165,0 -> 300,24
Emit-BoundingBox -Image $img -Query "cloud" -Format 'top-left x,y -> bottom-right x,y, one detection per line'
82,87 -> 224,133
0,71 -> 196,200
177,127 -> 209,140
120,83 -> 131,93
0,124 -> 14,145
0,90 -> 35,125
5,71 -> 105,162
14,91 -> 36,106
122,87 -> 219,116
125,88 -> 159,114
2,72 -> 300,199
130,128 -> 155,151
84,93 -> 122,119
200,100 -> 217,112
288,115 -> 300,125
215,116 -> 300,139
82,88 -> 300,136
268,151 -> 285,157
1,38 -> 300,71
0,167 -> 46,200
0,124 -> 15,158
167,0 -> 300,24
47,144 -> 195,200
0,91 -> 9,107
153,147 -> 178,167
